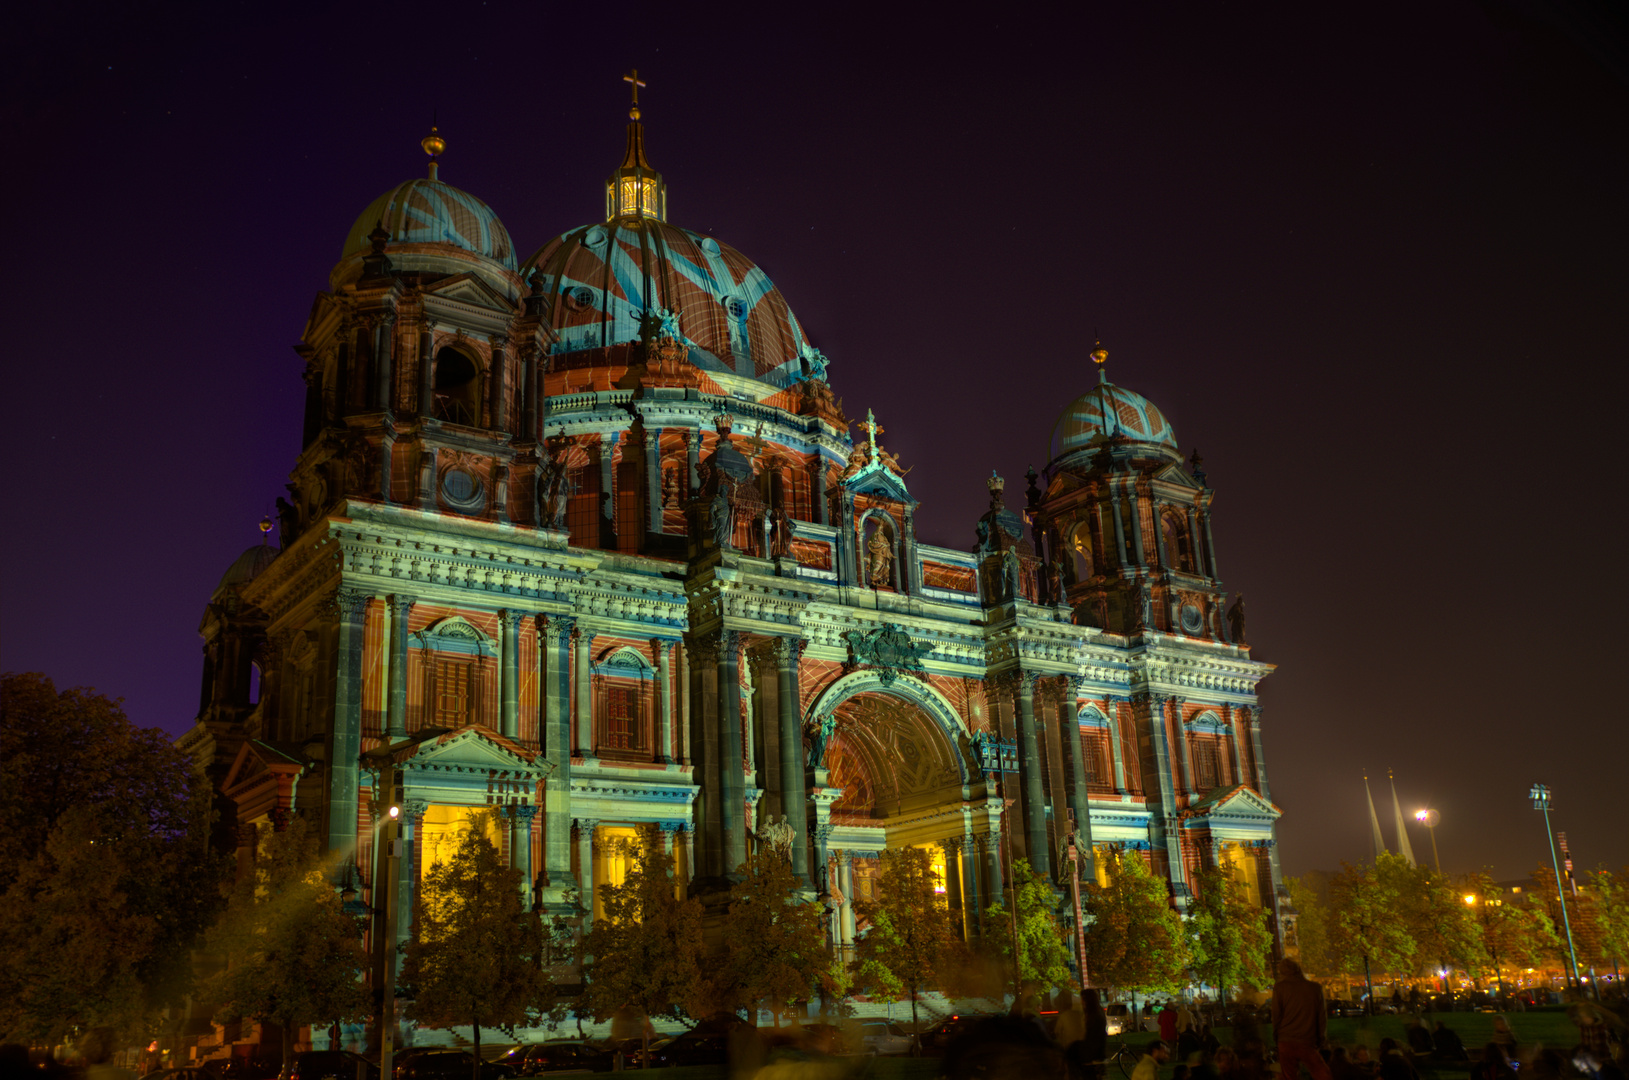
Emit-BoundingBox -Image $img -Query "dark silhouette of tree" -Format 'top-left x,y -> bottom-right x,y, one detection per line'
0,673 -> 227,1041
401,812 -> 552,1080
578,827 -> 704,1039
1188,864 -> 1273,1001
715,848 -> 830,1022
852,847 -> 963,1034
207,818 -> 369,1078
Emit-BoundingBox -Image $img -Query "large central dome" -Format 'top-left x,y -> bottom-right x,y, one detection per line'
524,219 -> 812,384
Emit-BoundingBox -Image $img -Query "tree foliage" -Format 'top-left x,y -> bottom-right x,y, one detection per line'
401,812 -> 553,1078
1188,864 -> 1274,999
1586,868 -> 1629,972
1375,856 -> 1482,977
1327,858 -> 1415,984
0,673 -> 228,1041
853,847 -> 964,1031
1081,848 -> 1190,994
206,818 -> 369,1075
712,849 -> 830,1020
1285,875 -> 1335,980
1462,872 -> 1558,990
982,856 -> 1073,995
577,826 -> 704,1025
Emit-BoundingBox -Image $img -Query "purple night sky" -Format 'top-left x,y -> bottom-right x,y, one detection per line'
6,1 -> 1626,881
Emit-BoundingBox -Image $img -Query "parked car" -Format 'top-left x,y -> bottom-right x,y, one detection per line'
289,1051 -> 378,1080
391,1049 -> 510,1080
857,1020 -> 913,1056
495,1043 -> 610,1076
917,1014 -> 997,1058
1327,999 -> 1365,1018
1104,1004 -> 1160,1036
636,1032 -> 729,1068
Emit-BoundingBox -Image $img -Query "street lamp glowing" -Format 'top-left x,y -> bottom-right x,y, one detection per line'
1530,781 -> 1583,995
1415,808 -> 1442,872
389,805 -> 400,819
1463,893 -> 1477,905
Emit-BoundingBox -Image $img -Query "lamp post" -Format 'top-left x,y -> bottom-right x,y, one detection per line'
1528,783 -> 1581,992
1414,809 -> 1441,874
369,803 -> 402,1080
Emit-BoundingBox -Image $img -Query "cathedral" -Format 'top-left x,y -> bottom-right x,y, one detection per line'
180,82 -> 1284,998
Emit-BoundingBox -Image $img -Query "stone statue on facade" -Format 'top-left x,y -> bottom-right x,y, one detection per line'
770,505 -> 792,558
755,813 -> 796,859
808,713 -> 838,767
867,527 -> 893,588
710,486 -> 734,549
1227,593 -> 1247,644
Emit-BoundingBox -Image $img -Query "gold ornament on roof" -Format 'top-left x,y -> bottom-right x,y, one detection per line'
421,124 -> 445,180
624,68 -> 646,120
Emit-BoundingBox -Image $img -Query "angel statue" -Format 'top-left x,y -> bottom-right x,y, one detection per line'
755,813 -> 797,859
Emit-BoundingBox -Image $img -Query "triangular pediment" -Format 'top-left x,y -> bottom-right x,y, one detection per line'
1187,783 -> 1281,821
222,739 -> 305,792
842,463 -> 913,503
401,724 -> 554,778
422,273 -> 511,311
1154,463 -> 1203,490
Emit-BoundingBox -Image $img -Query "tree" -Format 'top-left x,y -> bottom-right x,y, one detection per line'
982,857 -> 1073,996
1285,875 -> 1335,981
1326,859 -> 1415,1007
1376,856 -> 1483,981
714,849 -> 830,1023
1188,864 -> 1273,1001
577,826 -> 704,1035
1081,847 -> 1190,996
1462,873 -> 1558,996
0,673 -> 228,1042
852,847 -> 963,1033
207,818 -> 370,1077
401,812 -> 552,1080
1586,868 -> 1629,975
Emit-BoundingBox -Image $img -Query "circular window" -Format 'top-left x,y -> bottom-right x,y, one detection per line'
584,225 -> 608,248
725,297 -> 748,319
1181,603 -> 1203,633
566,286 -> 595,312
700,237 -> 721,256
440,468 -> 486,511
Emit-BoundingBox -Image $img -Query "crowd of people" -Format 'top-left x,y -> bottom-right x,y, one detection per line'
1037,961 -> 1627,1080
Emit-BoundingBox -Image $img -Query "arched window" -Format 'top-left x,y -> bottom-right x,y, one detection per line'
1071,523 -> 1095,582
595,648 -> 654,758
1161,509 -> 1193,573
432,347 -> 482,426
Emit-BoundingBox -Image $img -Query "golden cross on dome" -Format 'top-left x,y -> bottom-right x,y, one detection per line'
623,69 -> 646,115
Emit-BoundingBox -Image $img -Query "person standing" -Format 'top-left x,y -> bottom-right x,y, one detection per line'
1160,1001 -> 1179,1043
1271,959 -> 1333,1080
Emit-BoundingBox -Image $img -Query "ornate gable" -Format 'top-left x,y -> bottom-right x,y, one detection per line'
1183,783 -> 1281,826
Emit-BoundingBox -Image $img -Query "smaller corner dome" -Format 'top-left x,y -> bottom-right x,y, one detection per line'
214,544 -> 278,595
1052,379 -> 1178,458
342,178 -> 517,271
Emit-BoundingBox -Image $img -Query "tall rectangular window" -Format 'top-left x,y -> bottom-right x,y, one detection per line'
1193,736 -> 1221,791
603,685 -> 641,750
433,659 -> 473,728
567,465 -> 599,547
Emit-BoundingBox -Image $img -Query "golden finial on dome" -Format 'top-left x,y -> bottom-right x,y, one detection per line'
1090,340 -> 1109,383
421,122 -> 445,180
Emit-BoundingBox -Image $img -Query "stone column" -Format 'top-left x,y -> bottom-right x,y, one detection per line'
654,640 -> 674,763
418,445 -> 437,508
386,595 -> 414,738
499,609 -> 522,739
940,839 -> 965,940
373,311 -> 396,413
1107,698 -> 1128,792
1107,487 -> 1128,568
644,424 -> 663,537
574,626 -> 595,757
1060,677 -> 1096,881
686,428 -> 701,496
334,328 -> 353,419
1201,506 -> 1220,579
379,424 -> 396,504
717,631 -> 747,876
1126,480 -> 1146,567
1249,706 -> 1272,800
1185,506 -> 1203,574
775,638 -> 810,885
960,834 -> 982,937
327,588 -> 370,857
678,643 -> 692,764
1174,696 -> 1196,798
838,852 -> 857,955
540,617 -> 575,895
681,822 -> 696,883
983,830 -> 1005,910
510,805 -> 536,909
418,321 -> 435,419
1144,693 -> 1188,903
488,337 -> 508,432
397,799 -> 427,961
1014,675 -> 1052,880
598,432 -> 618,547
575,819 -> 599,927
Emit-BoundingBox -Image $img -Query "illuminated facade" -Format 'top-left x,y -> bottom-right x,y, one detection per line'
180,91 -> 1285,994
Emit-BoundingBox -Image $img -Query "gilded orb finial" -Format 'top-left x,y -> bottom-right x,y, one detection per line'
259,516 -> 274,541
1090,340 -> 1109,384
421,124 -> 445,180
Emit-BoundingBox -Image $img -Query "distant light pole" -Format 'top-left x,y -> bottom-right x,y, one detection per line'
372,803 -> 402,1080
1414,809 -> 1442,873
1528,783 -> 1581,992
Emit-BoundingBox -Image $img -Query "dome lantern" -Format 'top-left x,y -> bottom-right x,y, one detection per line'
606,69 -> 666,222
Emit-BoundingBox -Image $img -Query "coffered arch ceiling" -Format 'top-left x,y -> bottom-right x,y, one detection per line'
825,692 -> 964,818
